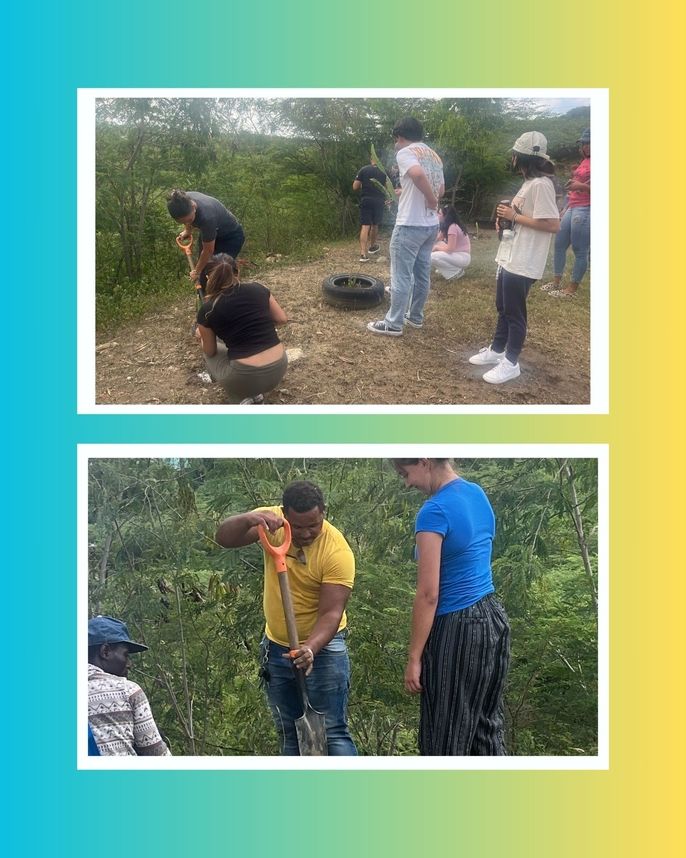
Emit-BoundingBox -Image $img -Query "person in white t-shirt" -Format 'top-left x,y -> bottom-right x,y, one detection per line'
367,117 -> 444,336
469,132 -> 560,384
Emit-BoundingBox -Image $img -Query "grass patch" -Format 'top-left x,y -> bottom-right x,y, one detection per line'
96,236 -> 355,334
96,276 -> 194,334
430,228 -> 590,359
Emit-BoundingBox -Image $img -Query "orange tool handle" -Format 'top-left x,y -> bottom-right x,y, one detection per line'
176,233 -> 193,256
257,519 -> 292,574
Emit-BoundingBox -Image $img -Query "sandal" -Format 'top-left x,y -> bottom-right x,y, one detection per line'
540,281 -> 559,292
548,289 -> 576,298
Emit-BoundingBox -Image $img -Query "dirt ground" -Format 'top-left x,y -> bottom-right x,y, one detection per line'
96,234 -> 591,406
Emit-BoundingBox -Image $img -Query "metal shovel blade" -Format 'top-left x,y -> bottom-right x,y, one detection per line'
262,526 -> 329,756
293,669 -> 328,755
295,704 -> 328,756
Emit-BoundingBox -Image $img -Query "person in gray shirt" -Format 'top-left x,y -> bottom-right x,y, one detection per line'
167,189 -> 245,287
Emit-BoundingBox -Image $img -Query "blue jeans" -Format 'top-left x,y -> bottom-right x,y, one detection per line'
553,206 -> 590,283
260,633 -> 357,756
385,224 -> 438,329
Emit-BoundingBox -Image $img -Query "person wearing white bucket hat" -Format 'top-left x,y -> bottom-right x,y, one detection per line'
469,131 -> 560,384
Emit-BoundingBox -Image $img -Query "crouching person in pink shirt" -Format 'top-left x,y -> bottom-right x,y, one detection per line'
431,205 -> 471,281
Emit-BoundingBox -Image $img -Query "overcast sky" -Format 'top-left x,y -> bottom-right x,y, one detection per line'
539,98 -> 590,114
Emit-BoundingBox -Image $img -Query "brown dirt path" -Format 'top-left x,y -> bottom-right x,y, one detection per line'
96,235 -> 591,406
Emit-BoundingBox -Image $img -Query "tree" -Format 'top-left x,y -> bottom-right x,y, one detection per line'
87,457 -> 599,756
94,96 -> 590,327
96,98 -> 221,283
430,99 -> 510,216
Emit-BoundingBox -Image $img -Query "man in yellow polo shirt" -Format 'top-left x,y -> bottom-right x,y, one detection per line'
216,480 -> 357,755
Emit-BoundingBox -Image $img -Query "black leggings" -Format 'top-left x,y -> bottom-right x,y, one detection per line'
491,267 -> 535,363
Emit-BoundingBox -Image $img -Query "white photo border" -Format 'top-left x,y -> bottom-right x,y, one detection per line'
78,442 -> 609,770
78,88 -> 609,414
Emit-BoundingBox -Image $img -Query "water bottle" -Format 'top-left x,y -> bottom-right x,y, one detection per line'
498,200 -> 514,240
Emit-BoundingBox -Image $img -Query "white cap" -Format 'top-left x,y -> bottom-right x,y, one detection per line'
512,131 -> 551,161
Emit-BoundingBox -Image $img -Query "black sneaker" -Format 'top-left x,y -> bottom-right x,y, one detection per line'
368,244 -> 380,255
367,320 -> 402,337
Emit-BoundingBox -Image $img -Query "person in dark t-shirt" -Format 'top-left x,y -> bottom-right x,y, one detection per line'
353,159 -> 389,262
196,254 -> 288,404
167,189 -> 246,287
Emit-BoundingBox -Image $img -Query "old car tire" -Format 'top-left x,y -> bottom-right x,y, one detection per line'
322,273 -> 385,309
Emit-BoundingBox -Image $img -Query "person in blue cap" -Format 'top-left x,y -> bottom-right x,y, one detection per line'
88,616 -> 171,756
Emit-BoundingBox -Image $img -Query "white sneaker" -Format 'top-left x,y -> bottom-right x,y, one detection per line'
482,358 -> 520,384
469,346 -> 505,366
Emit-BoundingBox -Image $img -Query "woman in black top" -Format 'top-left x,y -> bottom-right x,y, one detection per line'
196,254 -> 288,404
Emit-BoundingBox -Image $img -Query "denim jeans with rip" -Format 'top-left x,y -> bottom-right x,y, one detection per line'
553,206 -> 590,283
384,224 -> 438,329
260,632 -> 357,756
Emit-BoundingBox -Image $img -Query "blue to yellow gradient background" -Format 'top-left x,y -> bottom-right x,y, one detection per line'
7,1 -> 685,855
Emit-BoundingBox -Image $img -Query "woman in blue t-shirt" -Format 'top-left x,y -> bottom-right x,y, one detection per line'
391,457 -> 510,755
196,254 -> 288,404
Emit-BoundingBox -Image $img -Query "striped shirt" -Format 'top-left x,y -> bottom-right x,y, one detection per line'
88,664 -> 171,756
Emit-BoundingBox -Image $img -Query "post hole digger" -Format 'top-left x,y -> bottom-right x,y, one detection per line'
175,233 -> 205,310
257,520 -> 329,756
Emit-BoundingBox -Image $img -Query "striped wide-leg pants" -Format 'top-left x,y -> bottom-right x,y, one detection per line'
419,593 -> 510,755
